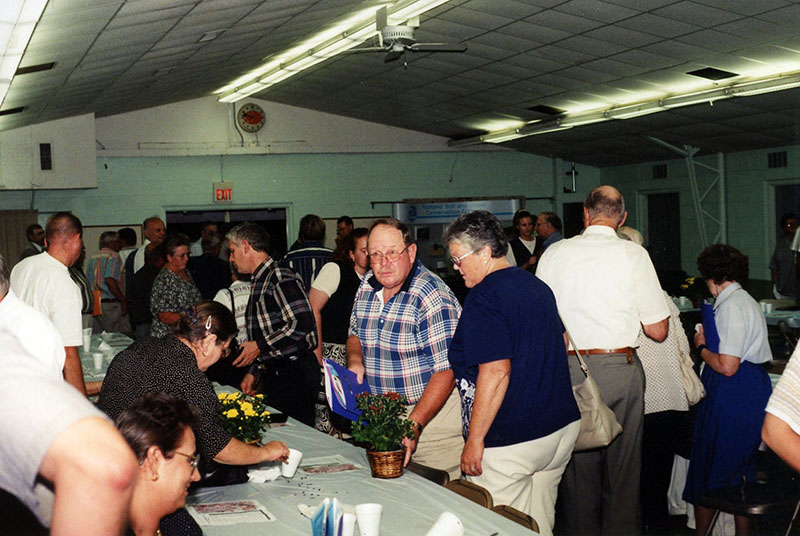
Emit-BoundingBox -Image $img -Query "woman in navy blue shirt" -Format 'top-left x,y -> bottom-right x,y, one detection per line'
443,210 -> 580,536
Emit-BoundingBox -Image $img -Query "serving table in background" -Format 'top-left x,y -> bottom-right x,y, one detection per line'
189,386 -> 533,535
79,331 -> 133,384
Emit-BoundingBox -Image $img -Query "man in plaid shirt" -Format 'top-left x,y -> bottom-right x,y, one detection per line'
226,222 -> 319,426
348,218 -> 463,479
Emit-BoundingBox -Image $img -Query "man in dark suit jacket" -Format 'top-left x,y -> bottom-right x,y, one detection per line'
19,224 -> 45,262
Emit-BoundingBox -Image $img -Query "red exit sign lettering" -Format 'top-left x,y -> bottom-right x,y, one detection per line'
213,182 -> 233,203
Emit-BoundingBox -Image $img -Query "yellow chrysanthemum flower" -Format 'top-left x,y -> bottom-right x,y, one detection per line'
225,409 -> 239,418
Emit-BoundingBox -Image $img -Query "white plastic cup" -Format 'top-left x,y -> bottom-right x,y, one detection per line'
679,296 -> 689,307
92,352 -> 104,371
281,448 -> 303,478
760,301 -> 768,312
342,512 -> 356,536
765,303 -> 774,314
82,328 -> 92,352
355,503 -> 383,536
425,512 -> 464,536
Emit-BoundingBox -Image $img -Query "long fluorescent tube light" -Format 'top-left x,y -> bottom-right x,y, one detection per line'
217,0 -> 452,103
450,68 -> 800,147
0,0 -> 47,108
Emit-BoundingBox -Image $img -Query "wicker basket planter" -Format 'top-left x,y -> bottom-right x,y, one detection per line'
366,449 -> 404,479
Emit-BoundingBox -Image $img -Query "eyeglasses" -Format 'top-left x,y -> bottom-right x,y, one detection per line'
368,246 -> 409,264
450,250 -> 475,267
173,451 -> 200,473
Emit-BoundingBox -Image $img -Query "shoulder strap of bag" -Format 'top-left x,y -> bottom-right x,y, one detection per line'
560,317 -> 590,379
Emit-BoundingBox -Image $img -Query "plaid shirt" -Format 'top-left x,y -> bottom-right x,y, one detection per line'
349,260 -> 461,404
246,258 -> 317,370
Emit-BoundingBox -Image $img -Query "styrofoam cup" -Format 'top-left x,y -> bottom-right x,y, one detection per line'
92,352 -> 104,371
355,503 -> 382,536
342,512 -> 356,536
82,328 -> 92,352
425,512 -> 464,536
765,303 -> 774,313
281,448 -> 302,478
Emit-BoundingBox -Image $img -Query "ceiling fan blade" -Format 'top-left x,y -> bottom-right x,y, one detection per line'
376,6 -> 387,31
345,46 -> 390,54
384,49 -> 404,63
409,43 -> 468,53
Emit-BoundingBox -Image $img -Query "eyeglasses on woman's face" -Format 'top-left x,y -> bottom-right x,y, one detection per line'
450,250 -> 475,268
368,246 -> 409,265
173,450 -> 200,473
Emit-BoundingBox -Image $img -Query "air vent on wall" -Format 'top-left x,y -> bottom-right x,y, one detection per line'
652,164 -> 667,179
768,151 -> 787,169
39,143 -> 52,171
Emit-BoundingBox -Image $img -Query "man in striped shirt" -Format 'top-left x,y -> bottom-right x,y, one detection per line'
348,218 -> 463,479
87,231 -> 128,333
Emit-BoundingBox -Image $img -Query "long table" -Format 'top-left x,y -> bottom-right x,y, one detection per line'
188,391 -> 534,535
79,331 -> 133,384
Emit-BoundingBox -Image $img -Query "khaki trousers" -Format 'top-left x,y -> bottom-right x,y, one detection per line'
406,388 -> 464,481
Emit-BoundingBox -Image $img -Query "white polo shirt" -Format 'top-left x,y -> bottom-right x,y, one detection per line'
536,225 -> 668,349
10,252 -> 82,347
0,290 -> 65,378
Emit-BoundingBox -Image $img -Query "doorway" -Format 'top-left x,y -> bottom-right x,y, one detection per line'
165,207 -> 288,260
644,192 -> 683,291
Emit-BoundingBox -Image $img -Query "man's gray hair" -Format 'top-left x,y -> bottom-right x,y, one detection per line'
0,254 -> 8,298
584,186 -> 625,224
227,222 -> 270,253
443,210 -> 508,258
98,231 -> 119,249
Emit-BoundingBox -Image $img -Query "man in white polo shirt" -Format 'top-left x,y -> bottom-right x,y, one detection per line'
0,254 -> 64,379
11,212 -> 87,396
537,185 -> 669,535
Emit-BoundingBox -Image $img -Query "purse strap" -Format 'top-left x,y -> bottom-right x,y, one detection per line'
560,318 -> 591,379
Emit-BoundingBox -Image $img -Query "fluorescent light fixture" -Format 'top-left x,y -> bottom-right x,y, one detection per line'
0,0 -> 47,107
216,0 -> 452,103
607,101 -> 662,120
731,74 -> 800,97
449,68 -> 800,147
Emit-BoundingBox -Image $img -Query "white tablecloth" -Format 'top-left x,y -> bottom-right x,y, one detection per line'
188,388 -> 533,536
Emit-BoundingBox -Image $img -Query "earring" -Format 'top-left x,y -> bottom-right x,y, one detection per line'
202,349 -> 208,356
152,472 -> 159,481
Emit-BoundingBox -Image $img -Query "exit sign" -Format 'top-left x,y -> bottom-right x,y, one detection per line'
213,181 -> 233,203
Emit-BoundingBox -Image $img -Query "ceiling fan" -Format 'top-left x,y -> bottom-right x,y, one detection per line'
352,6 -> 467,63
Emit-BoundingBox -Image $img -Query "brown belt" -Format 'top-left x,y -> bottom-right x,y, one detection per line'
567,347 -> 634,363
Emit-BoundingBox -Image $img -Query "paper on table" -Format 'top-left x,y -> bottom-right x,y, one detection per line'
187,500 -> 275,525
300,454 -> 362,475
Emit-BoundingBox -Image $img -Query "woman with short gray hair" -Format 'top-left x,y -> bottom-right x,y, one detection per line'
443,210 -> 579,536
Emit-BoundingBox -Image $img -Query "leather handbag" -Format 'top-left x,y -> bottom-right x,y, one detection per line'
564,326 -> 623,451
678,349 -> 705,406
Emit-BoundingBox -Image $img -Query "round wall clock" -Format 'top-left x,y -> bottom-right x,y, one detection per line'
237,103 -> 266,133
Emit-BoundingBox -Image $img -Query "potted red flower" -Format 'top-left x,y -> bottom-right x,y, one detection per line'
350,392 -> 415,478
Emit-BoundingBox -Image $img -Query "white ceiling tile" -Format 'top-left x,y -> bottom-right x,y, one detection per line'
616,13 -> 701,37
437,6 -> 515,31
524,9 -> 605,33
498,21 -> 570,43
554,0 -> 641,23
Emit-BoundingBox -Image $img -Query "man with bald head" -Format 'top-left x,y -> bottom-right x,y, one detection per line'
11,212 -> 88,395
537,185 -> 669,535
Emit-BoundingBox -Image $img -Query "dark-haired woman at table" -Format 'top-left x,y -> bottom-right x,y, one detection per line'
99,301 -> 289,478
684,244 -> 772,536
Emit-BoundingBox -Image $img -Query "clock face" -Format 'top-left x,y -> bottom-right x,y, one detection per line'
237,103 -> 266,132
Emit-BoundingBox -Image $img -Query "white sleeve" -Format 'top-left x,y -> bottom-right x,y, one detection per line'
311,262 -> 341,297
213,288 -> 233,312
